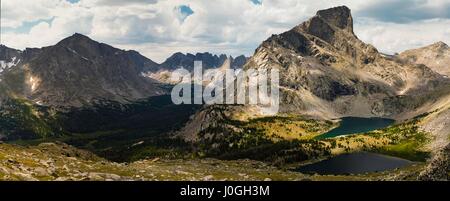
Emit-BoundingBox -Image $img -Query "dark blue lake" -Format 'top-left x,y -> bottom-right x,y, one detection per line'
296,152 -> 413,175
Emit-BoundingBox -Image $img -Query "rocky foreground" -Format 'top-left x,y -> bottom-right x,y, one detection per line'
1,141 -> 446,181
0,142 -> 306,181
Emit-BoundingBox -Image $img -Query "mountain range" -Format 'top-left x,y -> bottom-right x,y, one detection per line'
0,34 -> 247,107
159,52 -> 247,71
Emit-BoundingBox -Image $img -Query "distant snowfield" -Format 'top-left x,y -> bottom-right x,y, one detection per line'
0,57 -> 21,74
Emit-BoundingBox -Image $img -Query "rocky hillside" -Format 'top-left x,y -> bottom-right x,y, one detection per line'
399,42 -> 450,77
417,97 -> 450,181
419,143 -> 450,181
0,142 -> 431,181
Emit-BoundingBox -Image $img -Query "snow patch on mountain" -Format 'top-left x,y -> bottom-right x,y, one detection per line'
0,57 -> 21,73
67,47 -> 90,61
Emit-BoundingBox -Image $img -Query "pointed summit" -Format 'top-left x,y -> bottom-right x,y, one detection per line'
60,33 -> 92,42
71,32 -> 90,38
56,33 -> 98,47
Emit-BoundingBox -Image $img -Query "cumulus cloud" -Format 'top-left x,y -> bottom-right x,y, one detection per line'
355,18 -> 450,54
1,0 -> 66,28
1,1 -> 93,48
1,0 -> 449,62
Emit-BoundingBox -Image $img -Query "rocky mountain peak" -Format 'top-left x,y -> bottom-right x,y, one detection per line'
51,33 -> 106,62
57,33 -> 94,46
253,5 -> 374,67
316,6 -> 353,33
296,6 -> 354,43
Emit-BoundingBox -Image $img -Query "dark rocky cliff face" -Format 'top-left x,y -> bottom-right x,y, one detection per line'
315,6 -> 354,33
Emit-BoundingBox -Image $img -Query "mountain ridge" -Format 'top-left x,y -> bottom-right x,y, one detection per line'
158,52 -> 247,72
398,41 -> 450,77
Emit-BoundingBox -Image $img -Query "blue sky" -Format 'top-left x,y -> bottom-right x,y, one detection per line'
250,0 -> 262,5
175,5 -> 194,22
1,0 -> 449,62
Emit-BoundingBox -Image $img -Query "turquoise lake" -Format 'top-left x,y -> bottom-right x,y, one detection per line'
315,117 -> 395,139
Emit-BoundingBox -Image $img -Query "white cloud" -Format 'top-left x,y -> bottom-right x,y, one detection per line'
1,0 -> 449,62
355,18 -> 450,54
1,0 -> 63,28
1,1 -> 93,49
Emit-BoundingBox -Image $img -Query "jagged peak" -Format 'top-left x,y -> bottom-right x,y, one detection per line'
292,6 -> 356,44
316,6 -> 353,33
166,52 -> 244,60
